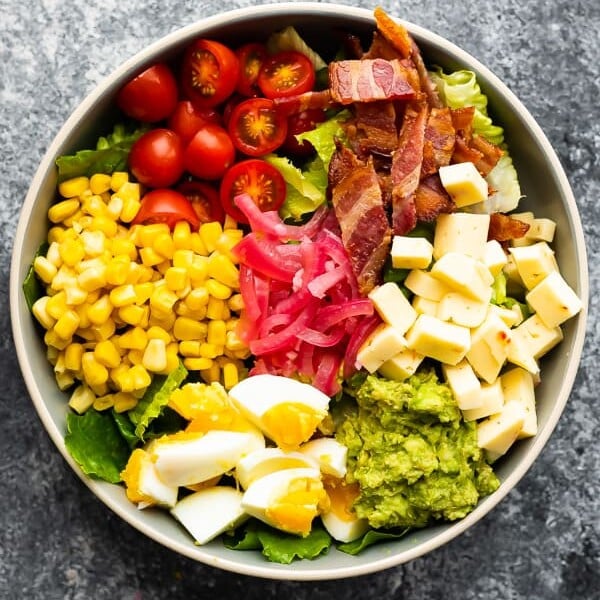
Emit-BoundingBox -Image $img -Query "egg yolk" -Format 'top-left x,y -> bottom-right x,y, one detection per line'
261,402 -> 325,450
120,448 -> 155,505
265,476 -> 330,537
169,382 -> 230,421
324,478 -> 361,522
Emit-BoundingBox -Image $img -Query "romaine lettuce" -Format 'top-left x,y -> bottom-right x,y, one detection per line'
266,26 -> 327,71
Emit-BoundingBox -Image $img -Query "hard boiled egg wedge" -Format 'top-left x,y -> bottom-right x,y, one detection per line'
171,486 -> 249,545
321,478 -> 370,543
228,374 -> 331,450
298,438 -> 348,478
241,467 -> 329,537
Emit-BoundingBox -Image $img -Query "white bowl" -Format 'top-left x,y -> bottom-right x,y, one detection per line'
9,2 -> 588,581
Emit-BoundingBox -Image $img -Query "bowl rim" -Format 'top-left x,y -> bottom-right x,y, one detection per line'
9,1 -> 589,581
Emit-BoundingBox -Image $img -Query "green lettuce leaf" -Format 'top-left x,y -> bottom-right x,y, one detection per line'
128,361 -> 188,439
337,528 -> 410,555
22,242 -> 48,312
110,410 -> 139,450
65,410 -> 131,483
266,26 -> 327,70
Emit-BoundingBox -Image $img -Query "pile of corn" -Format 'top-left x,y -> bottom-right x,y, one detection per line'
31,172 -> 249,415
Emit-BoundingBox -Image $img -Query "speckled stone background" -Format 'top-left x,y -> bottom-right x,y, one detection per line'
1,0 -> 599,598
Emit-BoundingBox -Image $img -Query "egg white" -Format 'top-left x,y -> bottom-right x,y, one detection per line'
299,437 -> 348,478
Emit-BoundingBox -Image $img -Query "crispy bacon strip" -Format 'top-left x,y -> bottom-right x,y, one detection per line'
470,135 -> 504,176
421,107 -> 455,178
363,31 -> 403,60
374,6 -> 412,58
273,89 -> 335,117
354,101 -> 398,156
450,106 -> 475,141
415,174 -> 455,222
452,136 -> 484,166
409,38 -> 443,108
488,213 -> 529,242
329,58 -> 416,105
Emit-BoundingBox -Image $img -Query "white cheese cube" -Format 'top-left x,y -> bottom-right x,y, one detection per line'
476,401 -> 527,462
391,236 -> 433,269
405,314 -> 471,366
500,367 -> 537,439
509,212 -> 535,247
432,213 -> 490,260
466,312 -> 512,383
378,347 -> 424,381
512,313 -> 564,359
438,162 -> 489,208
412,295 -> 439,317
368,282 -> 417,334
462,379 -> 504,421
525,218 -> 556,243
506,326 -> 540,376
483,240 -> 508,277
509,242 -> 558,290
405,269 -> 452,301
442,360 -> 482,410
430,252 -> 492,303
489,304 -> 523,328
503,255 -> 525,289
525,271 -> 582,328
438,292 -> 489,328
356,324 -> 407,373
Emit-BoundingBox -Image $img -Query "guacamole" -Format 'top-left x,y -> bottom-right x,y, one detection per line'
336,370 -> 499,530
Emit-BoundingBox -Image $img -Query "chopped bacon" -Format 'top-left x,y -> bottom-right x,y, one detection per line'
421,107 -> 455,177
341,32 -> 365,59
409,38 -> 443,109
488,213 -> 530,242
450,107 -> 475,140
470,135 -> 504,176
363,31 -> 403,60
415,174 -> 455,222
329,147 -> 392,294
354,101 -> 398,156
373,6 -> 412,58
329,58 -> 416,105
452,136 -> 484,165
273,89 -> 335,117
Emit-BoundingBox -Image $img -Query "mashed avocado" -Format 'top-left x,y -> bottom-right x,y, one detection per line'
336,370 -> 499,530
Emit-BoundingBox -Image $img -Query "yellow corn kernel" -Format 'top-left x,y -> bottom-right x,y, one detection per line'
175,303 -> 207,321
120,197 -> 141,223
222,362 -> 239,390
94,339 -> 121,368
91,318 -> 116,342
199,342 -> 222,359
59,237 -> 85,267
206,297 -> 229,320
109,284 -> 137,307
110,238 -> 137,261
227,294 -> 244,313
68,384 -> 96,413
58,177 -> 89,199
179,340 -> 202,357
147,326 -> 171,344
44,329 -> 71,350
89,216 -> 118,237
173,317 -> 208,341
153,232 -> 175,259
110,361 -> 129,384
74,302 -> 91,329
46,291 -> 68,320
106,195 -> 124,220
64,343 -> 84,372
110,171 -> 129,192
225,329 -> 247,352
105,255 -> 130,286
117,181 -> 141,202
127,349 -> 144,365
129,364 -> 152,390
206,278 -> 232,300
89,382 -> 109,397
46,345 -> 60,365
139,247 -> 164,267
188,256 -> 209,286
113,391 -> 138,413
172,249 -> 195,269
54,370 -> 74,391
231,347 -> 251,360
149,285 -> 178,313
80,230 -> 106,257
148,310 -> 176,331
208,252 -> 240,289
33,256 -> 58,284
207,320 -> 227,347
173,221 -> 192,249
138,223 -> 170,247
200,362 -> 221,383
82,194 -> 109,219
185,288 -> 209,311
53,310 -> 81,340
165,267 -> 189,292
142,338 -> 168,373
223,214 -> 238,230
199,221 -> 223,254
118,304 -> 147,327
93,394 -> 115,411
76,255 -> 107,274
155,259 -> 172,276
73,327 -> 94,342
46,241 -> 63,268
77,265 -> 107,292
132,282 -> 153,305
65,283 -> 88,306
81,352 -> 109,387
215,231 -> 243,263
32,297 -> 56,330
89,173 -> 111,195
184,357 -> 214,371
118,326 -> 148,351
87,294 -> 112,325
190,232 -> 208,256
47,226 -> 66,244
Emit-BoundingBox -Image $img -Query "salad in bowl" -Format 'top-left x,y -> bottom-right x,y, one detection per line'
11,3 -> 587,579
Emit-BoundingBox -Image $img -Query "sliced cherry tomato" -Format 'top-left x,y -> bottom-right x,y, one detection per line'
235,43 -> 267,97
220,159 -> 286,223
117,63 -> 178,123
282,108 -> 327,156
167,100 -> 222,145
184,124 -> 235,181
129,128 -> 184,188
228,97 -> 288,156
257,51 -> 316,99
132,189 -> 200,230
222,94 -> 244,128
177,180 -> 224,224
181,39 -> 240,108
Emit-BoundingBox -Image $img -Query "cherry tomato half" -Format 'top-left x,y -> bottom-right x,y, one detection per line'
177,180 -> 225,225
117,63 -> 178,123
282,108 -> 327,157
220,159 -> 286,223
132,189 -> 200,230
129,128 -> 184,188
228,97 -> 288,156
167,100 -> 222,145
235,43 -> 267,97
257,51 -> 316,99
184,124 -> 235,181
181,39 -> 240,108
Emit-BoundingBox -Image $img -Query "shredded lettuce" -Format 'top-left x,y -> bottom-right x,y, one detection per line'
266,26 -> 327,70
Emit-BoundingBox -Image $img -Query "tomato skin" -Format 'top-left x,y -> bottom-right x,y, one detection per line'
282,108 -> 327,156
220,159 -> 286,223
177,180 -> 225,225
132,189 -> 200,230
129,128 -> 185,188
181,39 -> 240,108
235,43 -> 267,97
257,51 -> 316,99
184,124 -> 236,181
167,100 -> 222,145
228,97 -> 288,157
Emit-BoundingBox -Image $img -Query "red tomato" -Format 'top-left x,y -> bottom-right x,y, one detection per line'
177,180 -> 225,224
220,159 -> 286,223
282,108 -> 327,156
129,128 -> 185,188
181,39 -> 240,108
235,43 -> 267,97
184,124 -> 236,180
257,51 -> 316,99
117,63 -> 178,123
132,189 -> 200,230
167,100 -> 222,145
228,98 -> 288,156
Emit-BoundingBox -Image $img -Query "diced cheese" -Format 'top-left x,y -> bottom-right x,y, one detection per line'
438,292 -> 488,328
432,213 -> 490,260
356,324 -> 407,373
368,282 -> 417,334
489,303 -> 523,328
509,242 -> 558,290
525,271 -> 582,328
506,326 -> 540,376
438,162 -> 489,208
405,269 -> 452,302
430,252 -> 492,303
412,295 -> 439,317
462,379 -> 504,421
476,401 -> 527,462
483,240 -> 508,277
442,360 -> 482,410
509,212 -> 535,247
405,314 -> 470,366
466,311 -> 512,383
378,347 -> 424,381
503,254 -> 525,290
500,367 -> 537,439
525,218 -> 556,243
511,313 -> 564,359
390,236 -> 433,270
